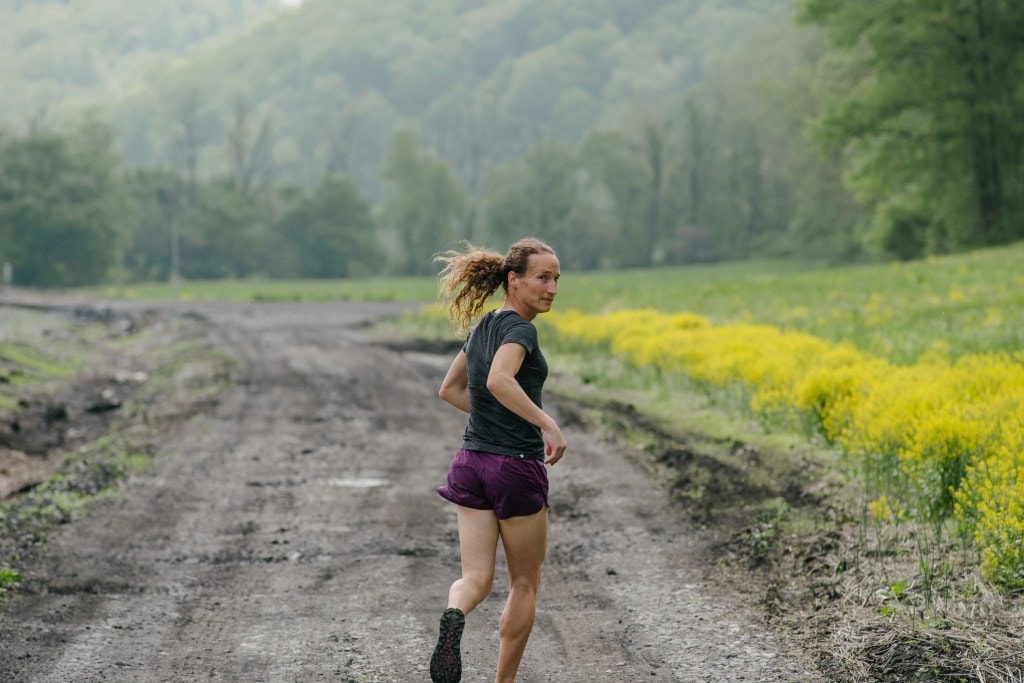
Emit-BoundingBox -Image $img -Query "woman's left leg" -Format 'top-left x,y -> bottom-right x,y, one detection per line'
431,506 -> 499,683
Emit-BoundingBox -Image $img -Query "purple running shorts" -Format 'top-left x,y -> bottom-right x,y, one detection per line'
437,448 -> 549,520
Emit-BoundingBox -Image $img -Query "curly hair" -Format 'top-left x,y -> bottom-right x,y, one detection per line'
435,237 -> 555,333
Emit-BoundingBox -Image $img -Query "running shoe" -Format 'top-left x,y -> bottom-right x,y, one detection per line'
429,607 -> 465,683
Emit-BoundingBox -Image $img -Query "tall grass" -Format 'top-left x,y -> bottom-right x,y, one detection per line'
556,244 -> 1024,364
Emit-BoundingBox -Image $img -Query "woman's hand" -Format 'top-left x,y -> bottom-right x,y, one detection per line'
542,423 -> 567,465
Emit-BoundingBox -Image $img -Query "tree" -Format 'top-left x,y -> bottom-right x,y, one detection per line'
225,93 -> 275,196
638,115 -> 669,267
797,0 -> 1024,256
482,138 -> 576,263
163,87 -> 207,283
578,129 -> 647,268
379,131 -> 467,275
424,87 -> 503,244
120,166 -> 187,282
272,175 -> 382,278
179,178 -> 264,279
0,120 -> 121,287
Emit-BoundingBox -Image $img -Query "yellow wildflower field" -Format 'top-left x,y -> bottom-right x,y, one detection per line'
544,244 -> 1024,587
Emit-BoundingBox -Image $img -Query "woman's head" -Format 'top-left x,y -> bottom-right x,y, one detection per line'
436,238 -> 557,332
502,238 -> 556,281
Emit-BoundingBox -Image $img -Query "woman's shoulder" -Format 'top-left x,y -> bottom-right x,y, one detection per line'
494,310 -> 536,331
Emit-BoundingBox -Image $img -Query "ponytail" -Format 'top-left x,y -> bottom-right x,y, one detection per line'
435,244 -> 506,333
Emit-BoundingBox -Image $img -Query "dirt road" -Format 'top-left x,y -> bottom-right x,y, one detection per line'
0,299 -> 823,682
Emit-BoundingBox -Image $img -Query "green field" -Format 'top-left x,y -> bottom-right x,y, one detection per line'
101,241 -> 1024,365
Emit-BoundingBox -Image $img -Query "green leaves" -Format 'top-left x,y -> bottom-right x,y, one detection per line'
797,0 -> 1024,256
274,176 -> 382,279
380,131 -> 467,275
0,120 -> 121,287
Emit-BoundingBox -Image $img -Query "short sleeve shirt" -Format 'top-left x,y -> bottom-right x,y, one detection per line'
461,310 -> 548,460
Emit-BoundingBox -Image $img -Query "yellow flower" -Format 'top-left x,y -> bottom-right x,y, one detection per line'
548,307 -> 1024,586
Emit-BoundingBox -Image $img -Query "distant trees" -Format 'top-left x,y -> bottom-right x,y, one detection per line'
0,120 -> 121,287
379,131 -> 466,275
1,0 -> 281,125
0,113 -> 392,287
482,139 -> 577,260
272,176 -> 383,278
5,0 -> 1024,287
121,167 -> 185,282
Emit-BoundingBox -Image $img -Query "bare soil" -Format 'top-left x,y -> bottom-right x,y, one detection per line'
1,292 -> 834,682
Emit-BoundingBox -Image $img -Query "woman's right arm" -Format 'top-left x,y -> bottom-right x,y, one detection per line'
487,343 -> 567,465
439,350 -> 470,413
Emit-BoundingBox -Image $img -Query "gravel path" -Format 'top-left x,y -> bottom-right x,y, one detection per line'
0,298 -> 823,681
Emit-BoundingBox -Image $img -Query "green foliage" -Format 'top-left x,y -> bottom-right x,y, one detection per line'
573,130 -> 644,268
0,0 -> 282,120
0,566 -> 21,597
8,0 -> 1020,280
273,175 -> 383,278
0,119 -> 121,287
182,177 -> 265,279
0,340 -> 78,380
379,131 -> 467,275
92,0 -> 792,190
120,166 -> 186,282
796,0 -> 1024,255
482,139 -> 577,260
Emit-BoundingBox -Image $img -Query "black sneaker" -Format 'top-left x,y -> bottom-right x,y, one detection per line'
429,607 -> 465,683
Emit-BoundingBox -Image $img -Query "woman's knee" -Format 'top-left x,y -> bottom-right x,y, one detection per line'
460,570 -> 495,597
506,573 -> 540,596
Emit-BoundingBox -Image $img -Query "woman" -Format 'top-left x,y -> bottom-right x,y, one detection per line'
429,237 -> 567,683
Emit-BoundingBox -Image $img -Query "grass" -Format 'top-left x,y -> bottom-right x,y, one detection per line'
555,243 -> 1024,364
99,276 -> 438,304
96,241 -> 1024,365
0,310 -> 93,398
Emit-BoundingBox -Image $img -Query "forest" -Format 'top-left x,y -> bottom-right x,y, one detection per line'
1,0 -> 1022,287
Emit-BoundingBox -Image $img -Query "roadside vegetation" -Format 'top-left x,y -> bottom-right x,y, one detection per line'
0,308 -> 236,605
544,244 -> 1024,680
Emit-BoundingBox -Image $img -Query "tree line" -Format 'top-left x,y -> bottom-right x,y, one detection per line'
0,79 -> 818,288
2,0 -> 1023,288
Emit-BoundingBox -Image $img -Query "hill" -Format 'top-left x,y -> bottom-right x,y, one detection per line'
5,0 -> 793,196
0,0 -> 285,123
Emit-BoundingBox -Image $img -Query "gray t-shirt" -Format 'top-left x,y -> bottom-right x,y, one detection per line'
461,309 -> 548,460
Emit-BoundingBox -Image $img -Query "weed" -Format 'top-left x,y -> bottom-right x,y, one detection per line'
0,566 -> 21,595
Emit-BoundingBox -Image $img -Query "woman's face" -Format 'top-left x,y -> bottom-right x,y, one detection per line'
509,252 -> 560,319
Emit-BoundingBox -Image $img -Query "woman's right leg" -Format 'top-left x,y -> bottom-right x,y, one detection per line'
494,507 -> 548,683
448,505 -> 499,614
